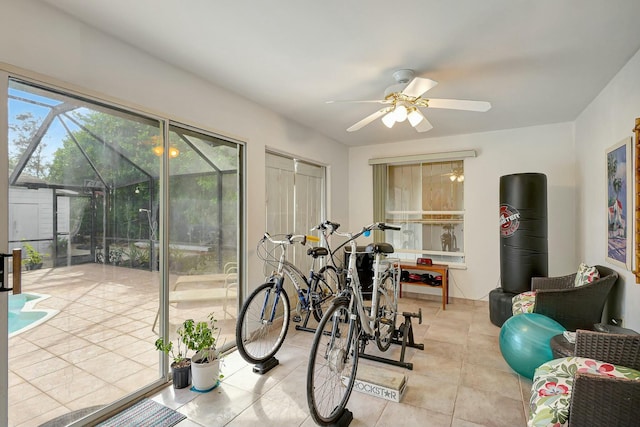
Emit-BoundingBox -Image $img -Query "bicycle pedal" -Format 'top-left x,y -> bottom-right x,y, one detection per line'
292,315 -> 302,323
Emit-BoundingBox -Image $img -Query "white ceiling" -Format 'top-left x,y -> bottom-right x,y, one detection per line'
40,0 -> 640,146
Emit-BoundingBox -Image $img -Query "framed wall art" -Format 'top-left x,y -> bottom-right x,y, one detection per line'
634,118 -> 640,282
606,136 -> 633,269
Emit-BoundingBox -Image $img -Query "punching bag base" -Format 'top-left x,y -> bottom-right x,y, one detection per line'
489,288 -> 517,327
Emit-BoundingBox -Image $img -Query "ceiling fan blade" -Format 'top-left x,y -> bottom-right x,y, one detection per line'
326,99 -> 388,104
402,77 -> 438,98
413,112 -> 433,133
427,98 -> 491,112
346,108 -> 389,132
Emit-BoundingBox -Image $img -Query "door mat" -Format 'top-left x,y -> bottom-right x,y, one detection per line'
97,398 -> 186,427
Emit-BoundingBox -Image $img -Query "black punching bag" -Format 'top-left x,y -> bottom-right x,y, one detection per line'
500,173 -> 548,294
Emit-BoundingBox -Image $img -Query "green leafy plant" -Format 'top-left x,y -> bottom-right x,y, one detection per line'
127,243 -> 150,268
154,336 -> 189,368
21,242 -> 47,269
52,236 -> 68,255
154,312 -> 223,372
180,312 -> 220,364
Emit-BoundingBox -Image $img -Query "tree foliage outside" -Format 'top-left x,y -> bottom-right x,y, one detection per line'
9,93 -> 239,272
9,112 -> 50,179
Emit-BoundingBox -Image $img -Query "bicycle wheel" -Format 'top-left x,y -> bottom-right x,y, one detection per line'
310,265 -> 341,322
375,274 -> 397,352
235,281 -> 290,364
307,297 -> 359,425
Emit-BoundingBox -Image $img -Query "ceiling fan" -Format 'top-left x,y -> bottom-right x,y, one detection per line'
330,69 -> 491,133
442,169 -> 465,182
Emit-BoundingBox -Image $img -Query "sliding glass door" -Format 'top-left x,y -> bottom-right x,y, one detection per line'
2,76 -> 242,426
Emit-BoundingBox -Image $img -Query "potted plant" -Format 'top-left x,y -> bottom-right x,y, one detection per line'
154,334 -> 191,389
180,312 -> 223,392
21,242 -> 46,270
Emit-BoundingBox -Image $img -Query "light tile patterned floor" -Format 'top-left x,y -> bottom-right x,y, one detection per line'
8,264 -> 531,426
151,297 -> 532,427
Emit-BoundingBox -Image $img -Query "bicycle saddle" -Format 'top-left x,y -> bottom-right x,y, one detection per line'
364,243 -> 394,254
307,247 -> 328,258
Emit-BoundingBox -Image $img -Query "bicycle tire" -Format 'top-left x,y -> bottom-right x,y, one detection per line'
310,265 -> 341,322
235,281 -> 290,364
375,274 -> 397,352
307,297 -> 359,425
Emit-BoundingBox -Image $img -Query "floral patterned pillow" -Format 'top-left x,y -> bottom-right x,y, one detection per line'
528,356 -> 640,427
512,291 -> 537,315
574,263 -> 600,287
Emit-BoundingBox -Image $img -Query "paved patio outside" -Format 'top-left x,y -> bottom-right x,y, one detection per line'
7,263 -> 237,427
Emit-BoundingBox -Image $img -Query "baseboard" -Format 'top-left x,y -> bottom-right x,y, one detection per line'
400,291 -> 488,308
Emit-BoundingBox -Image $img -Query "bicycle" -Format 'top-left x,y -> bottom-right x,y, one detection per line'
306,222 -> 401,426
235,231 -> 342,365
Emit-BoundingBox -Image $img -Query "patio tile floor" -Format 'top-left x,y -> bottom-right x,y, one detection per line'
8,264 -> 237,427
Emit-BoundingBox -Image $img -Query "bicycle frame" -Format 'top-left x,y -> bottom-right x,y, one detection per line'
258,233 -> 329,322
325,223 -> 400,337
345,240 -> 399,336
259,238 -> 302,319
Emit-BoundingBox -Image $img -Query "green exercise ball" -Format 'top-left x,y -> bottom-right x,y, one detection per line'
499,313 -> 566,379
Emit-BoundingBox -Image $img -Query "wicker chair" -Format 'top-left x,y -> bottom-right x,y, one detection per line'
531,265 -> 618,331
568,330 -> 640,426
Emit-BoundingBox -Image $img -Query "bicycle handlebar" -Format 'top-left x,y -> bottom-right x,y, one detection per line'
337,222 -> 401,237
262,232 -> 318,246
312,221 -> 341,233
377,223 -> 401,231
324,222 -> 402,254
311,220 -> 400,235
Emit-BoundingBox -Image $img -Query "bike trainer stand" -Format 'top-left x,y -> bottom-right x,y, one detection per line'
330,408 -> 353,427
252,356 -> 279,374
359,308 -> 423,370
293,308 -> 317,334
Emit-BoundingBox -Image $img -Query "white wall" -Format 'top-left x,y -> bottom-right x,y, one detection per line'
8,188 -> 56,266
349,122 -> 577,301
575,47 -> 640,331
4,0 -> 639,328
0,0 -> 349,287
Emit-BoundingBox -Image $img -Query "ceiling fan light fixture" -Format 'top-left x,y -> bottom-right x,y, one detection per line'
457,175 -> 464,182
449,174 -> 457,182
340,70 -> 490,134
381,112 -> 396,128
393,104 -> 408,122
407,109 -> 423,127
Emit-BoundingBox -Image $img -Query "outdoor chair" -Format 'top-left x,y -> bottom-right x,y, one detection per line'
512,265 -> 618,331
529,329 -> 640,427
152,262 -> 238,332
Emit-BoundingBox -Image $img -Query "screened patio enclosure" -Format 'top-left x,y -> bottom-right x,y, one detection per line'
5,77 -> 241,426
8,79 -> 239,274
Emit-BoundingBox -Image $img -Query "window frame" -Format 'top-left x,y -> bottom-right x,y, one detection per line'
371,150 -> 475,268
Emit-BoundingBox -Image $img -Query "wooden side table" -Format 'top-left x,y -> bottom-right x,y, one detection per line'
399,263 -> 449,310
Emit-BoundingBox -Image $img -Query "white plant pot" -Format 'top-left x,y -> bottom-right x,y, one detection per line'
191,352 -> 220,391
